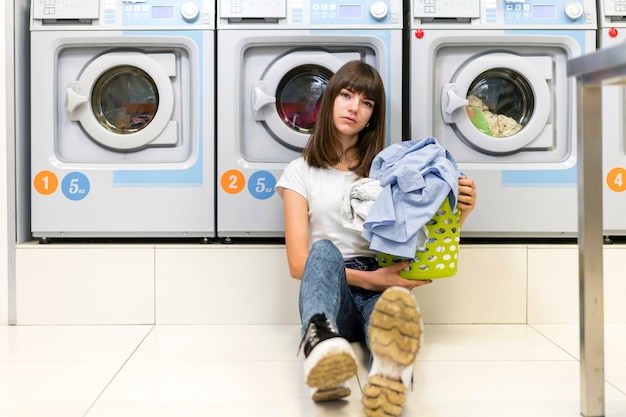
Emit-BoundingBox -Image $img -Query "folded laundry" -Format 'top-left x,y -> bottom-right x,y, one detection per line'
363,137 -> 461,258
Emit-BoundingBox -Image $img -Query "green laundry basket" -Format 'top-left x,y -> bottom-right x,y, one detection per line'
376,198 -> 460,280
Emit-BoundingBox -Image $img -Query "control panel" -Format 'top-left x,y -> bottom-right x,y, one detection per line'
220,0 -> 286,19
219,0 -> 400,26
413,0 -> 595,27
501,0 -> 591,25
603,0 -> 626,17
33,0 -> 100,20
307,0 -> 392,23
32,0 -> 214,27
414,0 -> 479,19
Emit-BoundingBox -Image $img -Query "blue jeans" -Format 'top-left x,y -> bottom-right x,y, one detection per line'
299,239 -> 382,348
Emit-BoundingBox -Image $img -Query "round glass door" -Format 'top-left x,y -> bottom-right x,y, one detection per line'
66,52 -> 177,151
465,68 -> 534,138
251,50 -> 358,150
92,66 -> 159,135
440,52 -> 551,154
275,65 -> 332,135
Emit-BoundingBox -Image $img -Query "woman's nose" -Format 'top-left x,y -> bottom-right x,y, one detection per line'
348,98 -> 359,112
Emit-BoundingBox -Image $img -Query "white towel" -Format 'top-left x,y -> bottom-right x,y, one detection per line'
341,178 -> 383,232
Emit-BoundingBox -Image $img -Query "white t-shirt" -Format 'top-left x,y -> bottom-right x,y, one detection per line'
276,157 -> 376,259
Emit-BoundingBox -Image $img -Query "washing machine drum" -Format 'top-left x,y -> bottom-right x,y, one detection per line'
251,51 -> 355,150
66,52 -> 178,151
441,52 -> 552,154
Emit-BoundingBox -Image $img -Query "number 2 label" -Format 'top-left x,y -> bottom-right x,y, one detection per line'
221,170 -> 245,194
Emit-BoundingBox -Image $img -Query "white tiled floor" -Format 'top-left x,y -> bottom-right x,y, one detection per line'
1,324 -> 625,417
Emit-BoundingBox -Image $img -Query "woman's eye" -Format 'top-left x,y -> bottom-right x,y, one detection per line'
363,101 -> 374,108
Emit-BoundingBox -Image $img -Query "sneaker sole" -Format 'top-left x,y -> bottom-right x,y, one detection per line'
305,337 -> 357,389
312,384 -> 351,402
362,375 -> 406,417
363,287 -> 421,417
368,287 -> 421,367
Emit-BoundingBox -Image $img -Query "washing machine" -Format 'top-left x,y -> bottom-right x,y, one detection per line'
598,0 -> 626,236
409,0 -> 596,237
30,0 -> 216,240
216,0 -> 403,238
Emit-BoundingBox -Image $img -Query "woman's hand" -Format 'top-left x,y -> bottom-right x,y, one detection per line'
346,260 -> 432,292
457,176 -> 477,227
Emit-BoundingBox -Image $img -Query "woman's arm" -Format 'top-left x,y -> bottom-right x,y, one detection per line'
282,188 -> 311,280
346,265 -> 432,292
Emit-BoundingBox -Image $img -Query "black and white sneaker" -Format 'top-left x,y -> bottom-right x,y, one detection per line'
300,313 -> 357,402
362,287 -> 422,417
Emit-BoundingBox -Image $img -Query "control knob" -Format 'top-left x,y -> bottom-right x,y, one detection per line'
370,1 -> 388,20
564,1 -> 583,21
181,2 -> 200,22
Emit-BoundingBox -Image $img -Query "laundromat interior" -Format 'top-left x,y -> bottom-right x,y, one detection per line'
2,0 -> 626,416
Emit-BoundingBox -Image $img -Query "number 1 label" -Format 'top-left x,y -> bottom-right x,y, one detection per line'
34,170 -> 59,195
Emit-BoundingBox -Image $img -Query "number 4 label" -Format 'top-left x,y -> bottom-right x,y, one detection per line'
607,167 -> 626,193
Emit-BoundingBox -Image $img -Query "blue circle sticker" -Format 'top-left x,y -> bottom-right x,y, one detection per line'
247,171 -> 276,200
61,172 -> 90,201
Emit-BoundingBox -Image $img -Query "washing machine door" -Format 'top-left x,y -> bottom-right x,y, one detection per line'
441,52 -> 552,154
66,52 -> 177,151
251,51 -> 358,151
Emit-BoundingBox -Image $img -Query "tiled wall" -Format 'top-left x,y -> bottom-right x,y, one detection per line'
16,243 -> 625,326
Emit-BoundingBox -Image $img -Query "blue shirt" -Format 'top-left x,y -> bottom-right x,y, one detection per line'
363,137 -> 461,258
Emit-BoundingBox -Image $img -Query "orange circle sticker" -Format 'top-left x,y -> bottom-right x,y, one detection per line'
221,169 -> 245,194
607,167 -> 626,193
34,170 -> 59,195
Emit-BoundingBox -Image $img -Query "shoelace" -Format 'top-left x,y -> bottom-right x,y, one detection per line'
297,315 -> 337,357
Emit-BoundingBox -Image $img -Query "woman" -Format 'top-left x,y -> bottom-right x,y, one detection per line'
276,61 -> 476,415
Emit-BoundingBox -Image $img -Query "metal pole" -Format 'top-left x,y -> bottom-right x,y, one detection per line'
576,79 -> 605,417
568,41 -> 626,417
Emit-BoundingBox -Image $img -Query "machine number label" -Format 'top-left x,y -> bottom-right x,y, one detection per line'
248,171 -> 276,200
607,167 -> 626,193
33,170 -> 59,195
61,172 -> 90,201
221,169 -> 246,194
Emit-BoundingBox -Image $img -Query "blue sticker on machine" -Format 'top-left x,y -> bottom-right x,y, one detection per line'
502,166 -> 577,187
62,172 -> 90,201
248,171 -> 277,200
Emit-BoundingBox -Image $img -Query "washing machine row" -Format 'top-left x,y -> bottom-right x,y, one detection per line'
29,0 -> 403,240
31,0 -> 626,240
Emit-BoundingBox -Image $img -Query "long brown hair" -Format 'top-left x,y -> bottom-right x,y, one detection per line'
302,60 -> 386,178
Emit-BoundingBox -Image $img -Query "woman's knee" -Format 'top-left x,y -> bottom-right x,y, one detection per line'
310,239 -> 343,262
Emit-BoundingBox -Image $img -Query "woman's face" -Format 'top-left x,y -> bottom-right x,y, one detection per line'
332,88 -> 374,140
